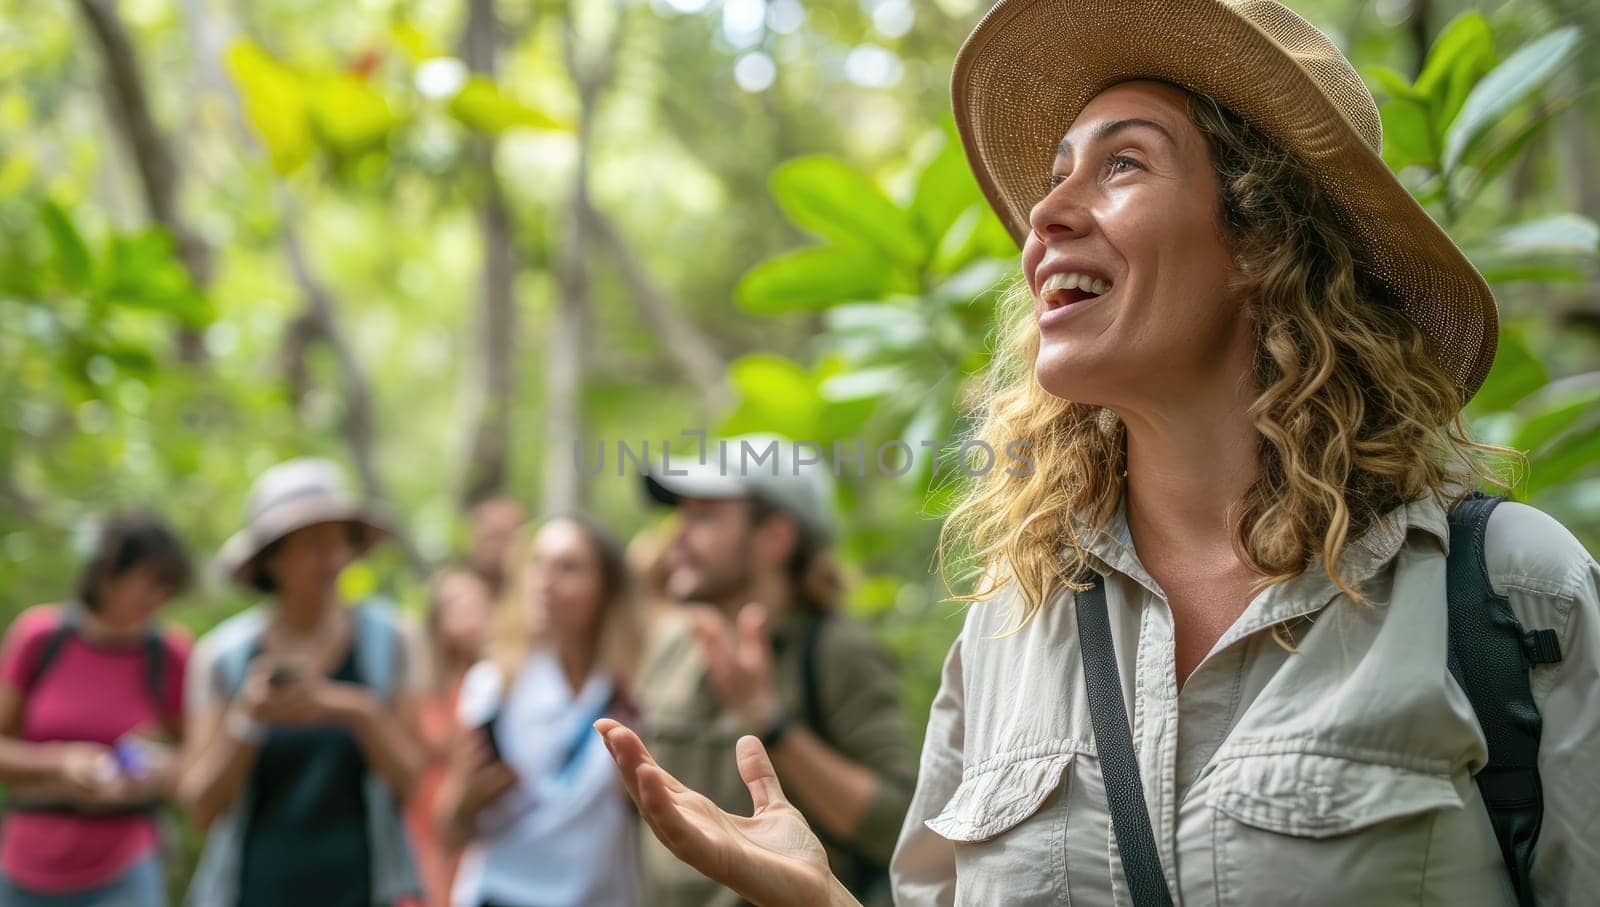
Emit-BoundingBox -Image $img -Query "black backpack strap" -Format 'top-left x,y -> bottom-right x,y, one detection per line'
1077,573 -> 1174,907
799,610 -> 829,734
1446,492 -> 1561,907
23,607 -> 82,696
141,629 -> 173,732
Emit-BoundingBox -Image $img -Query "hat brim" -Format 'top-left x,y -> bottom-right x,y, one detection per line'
642,461 -> 752,508
214,499 -> 392,587
952,0 -> 1497,403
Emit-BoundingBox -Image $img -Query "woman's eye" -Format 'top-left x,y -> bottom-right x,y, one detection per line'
1107,154 -> 1141,174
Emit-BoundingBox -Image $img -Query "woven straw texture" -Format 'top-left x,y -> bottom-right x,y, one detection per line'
952,0 -> 1499,402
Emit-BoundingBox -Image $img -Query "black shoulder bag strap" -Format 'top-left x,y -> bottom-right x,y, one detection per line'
1446,492 -> 1562,907
1077,573 -> 1175,907
25,606 -> 82,695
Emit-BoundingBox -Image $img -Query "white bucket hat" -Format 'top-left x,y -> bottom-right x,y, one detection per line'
214,457 -> 391,586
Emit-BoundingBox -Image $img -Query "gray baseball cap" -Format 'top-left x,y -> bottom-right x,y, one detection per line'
642,433 -> 838,542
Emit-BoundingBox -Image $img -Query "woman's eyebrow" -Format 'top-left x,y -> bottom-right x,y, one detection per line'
1056,117 -> 1177,159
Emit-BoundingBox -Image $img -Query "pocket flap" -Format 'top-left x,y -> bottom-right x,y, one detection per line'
1212,753 -> 1463,839
926,752 -> 1073,843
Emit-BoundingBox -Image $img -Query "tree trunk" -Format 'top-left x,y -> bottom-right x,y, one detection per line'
74,0 -> 211,363
458,0 -> 519,507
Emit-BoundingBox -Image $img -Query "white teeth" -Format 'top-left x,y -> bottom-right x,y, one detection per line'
1041,271 -> 1113,297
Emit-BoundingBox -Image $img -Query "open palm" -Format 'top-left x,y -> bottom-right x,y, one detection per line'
595,718 -> 857,907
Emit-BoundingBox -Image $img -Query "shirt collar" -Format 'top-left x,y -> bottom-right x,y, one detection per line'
1070,490 -> 1455,645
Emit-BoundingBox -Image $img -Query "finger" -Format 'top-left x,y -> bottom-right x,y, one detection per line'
598,722 -> 646,807
636,762 -> 712,858
604,723 -> 687,795
734,734 -> 788,812
736,603 -> 771,673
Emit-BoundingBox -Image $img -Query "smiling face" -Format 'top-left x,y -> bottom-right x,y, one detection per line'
1023,81 -> 1251,410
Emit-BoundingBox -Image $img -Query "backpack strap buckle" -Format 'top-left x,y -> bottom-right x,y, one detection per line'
1521,628 -> 1562,665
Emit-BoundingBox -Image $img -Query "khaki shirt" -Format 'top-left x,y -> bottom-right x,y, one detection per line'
891,495 -> 1600,905
638,603 -> 917,907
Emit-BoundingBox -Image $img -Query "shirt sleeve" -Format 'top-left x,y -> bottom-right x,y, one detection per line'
814,615 -> 918,864
888,608 -> 969,907
0,606 -> 59,693
1485,504 -> 1600,903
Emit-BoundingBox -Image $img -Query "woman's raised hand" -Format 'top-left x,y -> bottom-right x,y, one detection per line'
595,719 -> 861,907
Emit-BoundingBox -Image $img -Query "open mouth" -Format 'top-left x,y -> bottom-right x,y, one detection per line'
1040,271 -> 1113,311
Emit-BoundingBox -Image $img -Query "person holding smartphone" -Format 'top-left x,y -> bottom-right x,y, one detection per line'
179,458 -> 425,907
435,515 -> 643,907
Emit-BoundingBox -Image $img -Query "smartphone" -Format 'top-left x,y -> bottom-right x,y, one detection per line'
477,711 -> 505,763
459,667 -> 507,764
267,664 -> 300,689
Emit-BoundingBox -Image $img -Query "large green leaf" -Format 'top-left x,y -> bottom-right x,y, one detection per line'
910,124 -> 980,256
1380,96 -> 1437,171
1467,324 -> 1547,416
770,156 -> 927,266
447,76 -> 568,134
1511,373 -> 1600,453
1469,214 -> 1600,285
718,354 -> 824,440
1443,26 -> 1581,174
308,73 -> 399,154
737,246 -> 913,314
40,201 -> 90,291
1415,12 -> 1494,131
226,41 -> 312,173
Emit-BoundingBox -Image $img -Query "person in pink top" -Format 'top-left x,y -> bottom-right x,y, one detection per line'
0,512 -> 193,906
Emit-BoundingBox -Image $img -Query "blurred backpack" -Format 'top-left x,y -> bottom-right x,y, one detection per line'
799,611 -> 893,906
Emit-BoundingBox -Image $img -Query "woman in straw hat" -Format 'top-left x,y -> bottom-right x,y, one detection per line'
179,458 -> 424,907
597,0 -> 1600,904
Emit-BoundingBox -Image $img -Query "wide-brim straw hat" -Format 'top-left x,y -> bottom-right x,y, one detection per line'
215,457 -> 391,586
952,0 -> 1498,403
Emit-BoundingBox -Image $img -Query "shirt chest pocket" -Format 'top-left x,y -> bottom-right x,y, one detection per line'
926,751 -> 1074,907
1208,752 -> 1466,904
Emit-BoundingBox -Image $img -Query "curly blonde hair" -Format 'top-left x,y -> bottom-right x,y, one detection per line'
940,88 -> 1514,624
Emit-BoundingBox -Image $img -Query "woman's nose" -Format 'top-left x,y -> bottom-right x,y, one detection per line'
1027,176 -> 1093,243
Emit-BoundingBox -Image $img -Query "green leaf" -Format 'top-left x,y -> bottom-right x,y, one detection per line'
1487,214 -> 1600,257
737,246 -> 913,314
1525,417 -> 1600,496
910,123 -> 980,254
770,156 -> 927,267
226,41 -> 312,174
1443,26 -> 1581,174
1469,214 -> 1599,285
1366,65 -> 1423,103
40,201 -> 90,291
1466,324 -> 1547,416
1415,12 -> 1494,129
447,76 -> 567,134
719,354 -> 824,440
308,73 -> 398,154
1380,96 -> 1437,171
1511,373 -> 1600,453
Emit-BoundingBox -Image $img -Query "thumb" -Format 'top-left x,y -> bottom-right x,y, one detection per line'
734,734 -> 788,813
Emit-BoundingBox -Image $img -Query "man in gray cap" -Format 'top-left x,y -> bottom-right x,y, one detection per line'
636,434 -> 914,907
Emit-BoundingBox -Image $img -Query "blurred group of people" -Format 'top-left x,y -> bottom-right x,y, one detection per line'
0,438 -> 915,907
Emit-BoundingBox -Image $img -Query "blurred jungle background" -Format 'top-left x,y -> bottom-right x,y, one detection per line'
1,0 -> 1597,885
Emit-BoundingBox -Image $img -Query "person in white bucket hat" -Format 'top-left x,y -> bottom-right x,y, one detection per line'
596,1 -> 1600,905
179,458 -> 424,907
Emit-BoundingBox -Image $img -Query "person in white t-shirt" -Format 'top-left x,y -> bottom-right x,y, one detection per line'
435,515 -> 644,907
